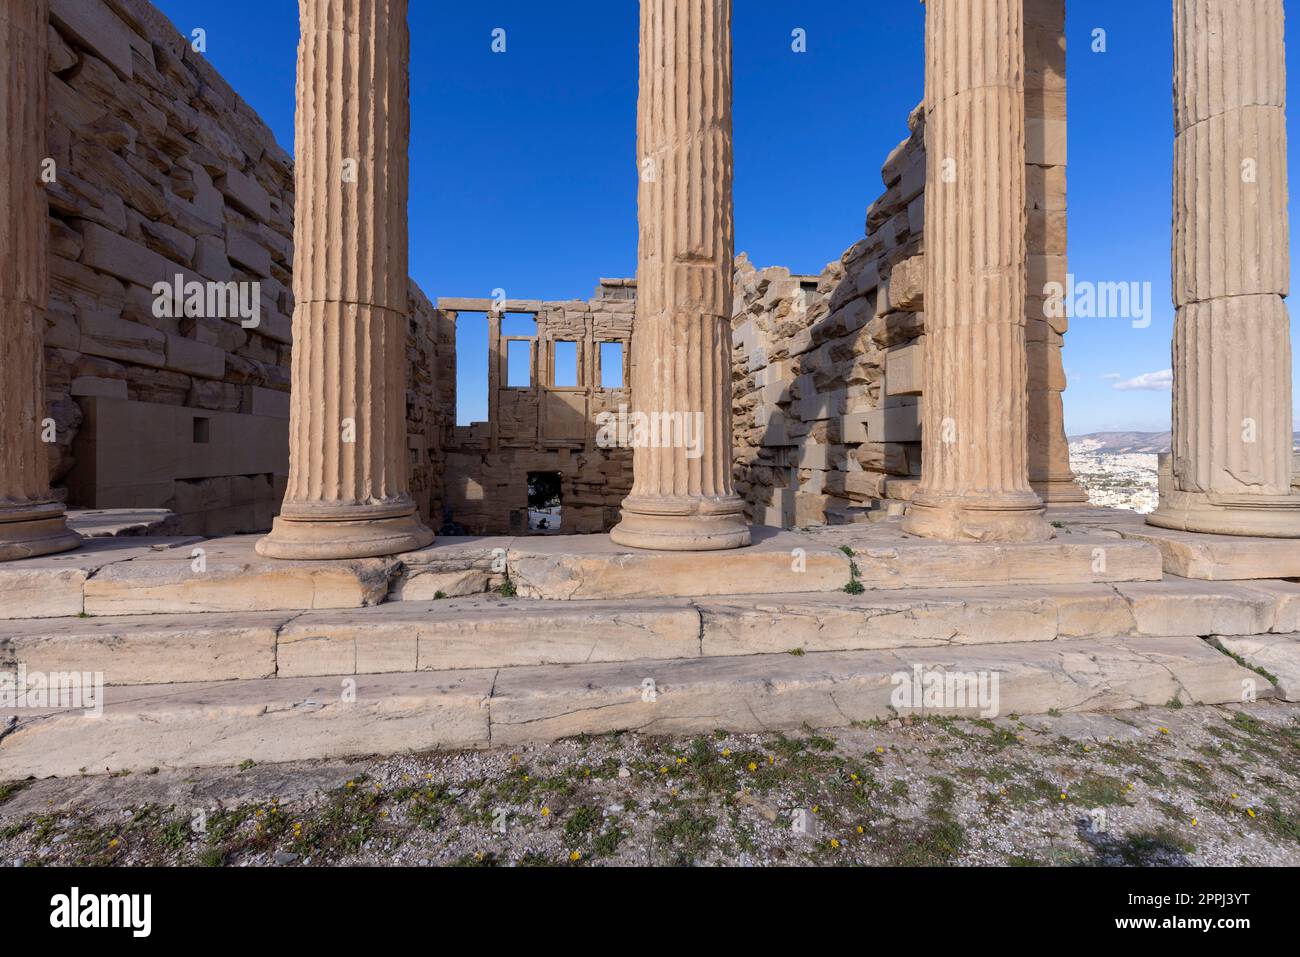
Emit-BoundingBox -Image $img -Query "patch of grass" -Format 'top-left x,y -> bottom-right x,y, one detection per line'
1068,772 -> 1129,808
653,805 -> 717,866
497,581 -> 517,598
562,805 -> 601,847
886,777 -> 966,866
843,580 -> 865,595
0,780 -> 31,806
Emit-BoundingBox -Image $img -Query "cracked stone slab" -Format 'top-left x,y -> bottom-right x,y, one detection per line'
488,635 -> 1264,746
1116,579 -> 1280,636
0,610 -> 288,684
0,537 -> 200,619
1214,634 -> 1300,701
699,588 -> 1063,655
506,528 -> 850,600
390,536 -> 516,600
1115,524 -> 1300,580
0,669 -> 495,777
82,535 -> 398,615
279,597 -> 701,677
847,534 -> 1162,589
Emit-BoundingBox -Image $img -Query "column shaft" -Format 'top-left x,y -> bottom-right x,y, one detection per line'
903,0 -> 1052,542
0,0 -> 80,561
258,0 -> 432,558
611,0 -> 749,550
1150,0 -> 1300,536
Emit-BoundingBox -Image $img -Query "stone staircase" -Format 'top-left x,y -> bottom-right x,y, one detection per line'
3,575 -> 1298,776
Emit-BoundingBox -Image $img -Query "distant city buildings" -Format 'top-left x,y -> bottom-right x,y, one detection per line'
1068,440 -> 1159,514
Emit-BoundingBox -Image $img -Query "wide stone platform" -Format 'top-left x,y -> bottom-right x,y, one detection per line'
0,517 -> 1163,618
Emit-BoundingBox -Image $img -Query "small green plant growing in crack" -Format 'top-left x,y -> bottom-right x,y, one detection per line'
840,546 -> 865,594
497,580 -> 517,598
1210,640 -> 1280,686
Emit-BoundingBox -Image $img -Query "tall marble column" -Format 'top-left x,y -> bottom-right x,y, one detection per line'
903,0 -> 1053,542
258,0 -> 433,559
0,0 -> 80,562
610,0 -> 750,551
1148,0 -> 1300,537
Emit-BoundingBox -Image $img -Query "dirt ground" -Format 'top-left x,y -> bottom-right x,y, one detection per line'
1,699 -> 1297,867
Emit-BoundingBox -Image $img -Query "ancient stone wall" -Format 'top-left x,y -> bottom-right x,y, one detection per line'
732,0 -> 1070,529
40,0 -> 443,535
439,282 -> 636,535
731,104 -> 926,529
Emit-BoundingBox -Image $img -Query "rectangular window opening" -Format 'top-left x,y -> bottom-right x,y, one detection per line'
454,312 -> 490,426
553,341 -> 579,387
599,341 -> 626,389
506,340 -> 533,388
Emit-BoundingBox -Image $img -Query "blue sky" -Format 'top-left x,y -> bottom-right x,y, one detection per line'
153,0 -> 1300,434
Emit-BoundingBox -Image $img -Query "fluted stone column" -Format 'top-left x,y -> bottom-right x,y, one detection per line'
0,0 -> 80,562
610,0 -> 749,551
258,0 -> 433,559
1148,0 -> 1300,537
903,0 -> 1053,543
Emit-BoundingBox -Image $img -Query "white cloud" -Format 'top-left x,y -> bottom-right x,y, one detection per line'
1112,369 -> 1173,391
1100,372 -> 1122,381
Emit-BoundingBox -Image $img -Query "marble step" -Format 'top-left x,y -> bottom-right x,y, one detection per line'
2,581 -> 1297,687
0,635 -> 1270,778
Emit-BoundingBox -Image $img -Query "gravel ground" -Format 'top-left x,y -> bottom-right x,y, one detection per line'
1,700 -> 1297,867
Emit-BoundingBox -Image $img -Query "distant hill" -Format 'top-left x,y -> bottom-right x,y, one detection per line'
1069,431 -> 1300,454
1068,432 -> 1171,454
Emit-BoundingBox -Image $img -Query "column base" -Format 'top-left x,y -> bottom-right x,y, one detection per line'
1031,476 -> 1090,504
256,504 -> 434,560
0,502 -> 82,562
1147,489 -> 1300,538
611,494 -> 751,551
902,491 -> 1054,543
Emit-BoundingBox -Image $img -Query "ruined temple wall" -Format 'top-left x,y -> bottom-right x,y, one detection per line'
732,0 -> 1068,528
440,286 -> 635,536
40,0 -> 443,534
731,104 -> 926,529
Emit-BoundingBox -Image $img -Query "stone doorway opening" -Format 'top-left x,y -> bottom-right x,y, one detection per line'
527,471 -> 562,533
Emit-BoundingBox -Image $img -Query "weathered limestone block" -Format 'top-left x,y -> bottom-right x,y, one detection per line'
0,610 -> 283,684
0,670 -> 494,777
277,598 -> 701,676
1214,634 -> 1300,701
